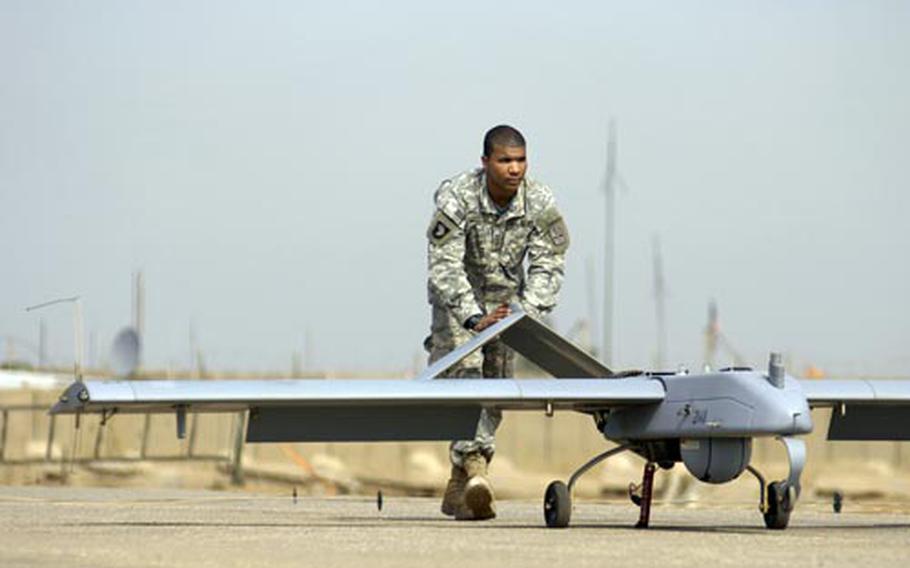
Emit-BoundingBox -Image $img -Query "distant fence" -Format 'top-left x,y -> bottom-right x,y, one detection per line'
0,400 -> 248,485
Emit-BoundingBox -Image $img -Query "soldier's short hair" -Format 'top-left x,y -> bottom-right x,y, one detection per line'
483,125 -> 526,157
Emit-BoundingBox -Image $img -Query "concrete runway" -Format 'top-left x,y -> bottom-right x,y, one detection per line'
1,487 -> 908,567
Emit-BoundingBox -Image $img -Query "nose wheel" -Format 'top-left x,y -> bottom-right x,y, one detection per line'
763,481 -> 795,530
747,437 -> 805,530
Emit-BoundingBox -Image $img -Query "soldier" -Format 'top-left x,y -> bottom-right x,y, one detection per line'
425,125 -> 569,520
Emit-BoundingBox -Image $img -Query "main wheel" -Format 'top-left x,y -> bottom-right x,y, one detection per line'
763,481 -> 791,530
544,480 -> 571,528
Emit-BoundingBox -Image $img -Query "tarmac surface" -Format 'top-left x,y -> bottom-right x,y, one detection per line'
1,486 -> 909,567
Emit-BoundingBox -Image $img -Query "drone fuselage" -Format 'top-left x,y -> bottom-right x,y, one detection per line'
597,370 -> 812,485
601,370 -> 813,441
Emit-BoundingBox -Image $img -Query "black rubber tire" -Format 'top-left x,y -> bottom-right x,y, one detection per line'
544,480 -> 571,528
763,481 -> 791,530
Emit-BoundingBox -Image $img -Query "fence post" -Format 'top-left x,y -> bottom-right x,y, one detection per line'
187,413 -> 199,457
45,415 -> 57,461
0,410 -> 8,462
230,411 -> 246,486
140,414 -> 151,459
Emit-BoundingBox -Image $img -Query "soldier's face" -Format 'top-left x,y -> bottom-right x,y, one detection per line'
482,145 -> 527,197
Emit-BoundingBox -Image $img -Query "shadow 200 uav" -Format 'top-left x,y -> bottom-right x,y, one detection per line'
52,310 -> 910,529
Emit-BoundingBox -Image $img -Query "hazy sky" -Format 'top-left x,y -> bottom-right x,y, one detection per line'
2,1 -> 908,376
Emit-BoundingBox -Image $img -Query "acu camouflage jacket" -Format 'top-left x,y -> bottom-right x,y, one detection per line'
427,168 -> 569,326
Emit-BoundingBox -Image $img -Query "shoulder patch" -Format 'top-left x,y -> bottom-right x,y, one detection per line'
533,204 -> 568,253
544,215 -> 569,253
427,210 -> 459,246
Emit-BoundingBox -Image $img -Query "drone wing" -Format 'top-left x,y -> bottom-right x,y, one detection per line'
51,377 -> 665,442
50,309 -> 656,442
799,379 -> 910,440
419,309 -> 613,380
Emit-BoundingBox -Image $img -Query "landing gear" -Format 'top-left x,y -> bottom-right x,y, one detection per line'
542,445 -> 630,529
763,481 -> 794,529
748,437 -> 805,530
544,481 -> 571,528
633,462 -> 657,528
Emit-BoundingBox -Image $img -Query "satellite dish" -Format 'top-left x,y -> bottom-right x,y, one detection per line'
110,327 -> 141,377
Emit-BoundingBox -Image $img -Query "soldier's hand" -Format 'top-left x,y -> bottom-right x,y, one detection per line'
474,304 -> 512,331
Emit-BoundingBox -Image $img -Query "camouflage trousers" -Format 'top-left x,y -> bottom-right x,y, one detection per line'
425,301 -> 515,468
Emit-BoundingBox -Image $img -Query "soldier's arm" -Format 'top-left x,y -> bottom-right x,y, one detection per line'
427,190 -> 483,327
521,203 -> 569,318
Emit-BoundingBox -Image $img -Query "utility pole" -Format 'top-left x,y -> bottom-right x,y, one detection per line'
88,330 -> 97,370
704,299 -> 719,371
2,336 -> 13,363
291,350 -> 302,377
602,119 -> 618,367
26,296 -> 84,382
305,328 -> 314,373
132,271 -> 145,370
188,321 -> 207,377
703,299 -> 745,370
652,235 -> 667,369
38,319 -> 47,368
585,256 -> 598,357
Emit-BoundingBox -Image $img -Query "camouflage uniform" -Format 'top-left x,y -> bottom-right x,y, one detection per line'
425,168 -> 569,466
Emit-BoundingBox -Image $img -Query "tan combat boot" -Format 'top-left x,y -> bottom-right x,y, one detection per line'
455,453 -> 496,521
440,465 -> 468,517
